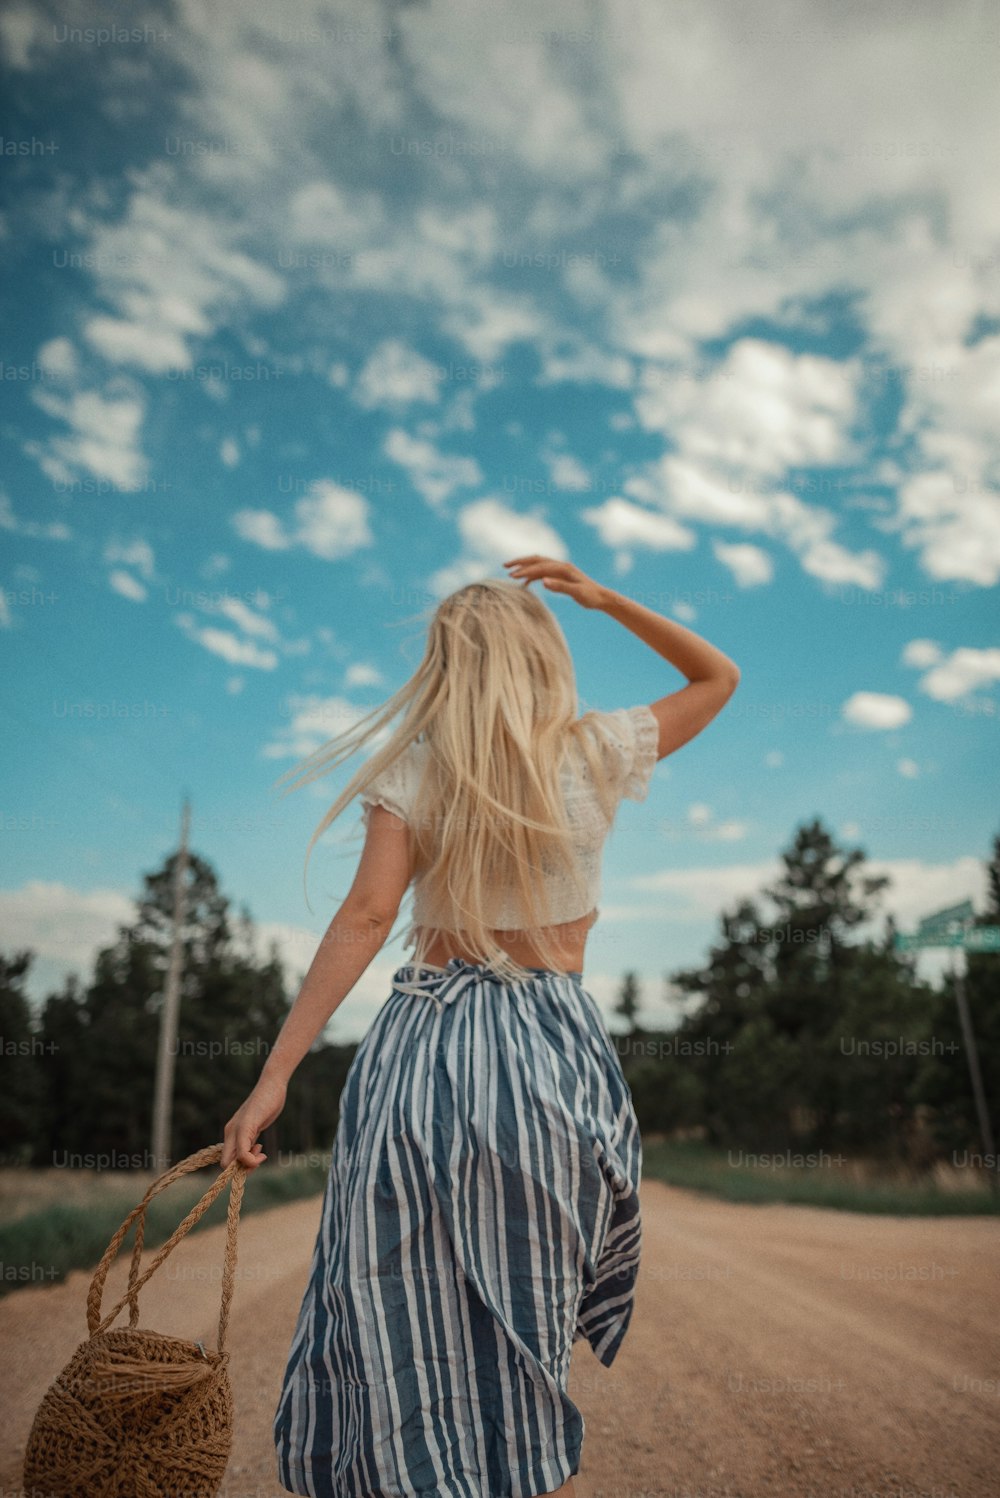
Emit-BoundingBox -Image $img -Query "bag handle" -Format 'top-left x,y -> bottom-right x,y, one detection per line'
86,1143 -> 248,1354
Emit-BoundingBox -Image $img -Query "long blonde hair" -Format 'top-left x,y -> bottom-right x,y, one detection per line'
272,577 -> 621,983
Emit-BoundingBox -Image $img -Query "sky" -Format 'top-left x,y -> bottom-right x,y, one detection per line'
1,0 -> 998,1043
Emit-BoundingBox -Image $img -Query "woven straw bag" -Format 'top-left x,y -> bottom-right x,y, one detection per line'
23,1142 -> 248,1498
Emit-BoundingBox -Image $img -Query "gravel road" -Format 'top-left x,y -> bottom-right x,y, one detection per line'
3,1178 -> 997,1497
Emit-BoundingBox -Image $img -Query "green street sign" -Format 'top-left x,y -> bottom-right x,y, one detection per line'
895,925 -> 1000,952
895,931 -> 964,950
965,926 -> 1000,952
917,899 -> 975,934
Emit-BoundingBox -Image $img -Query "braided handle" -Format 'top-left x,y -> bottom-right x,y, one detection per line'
87,1143 -> 248,1353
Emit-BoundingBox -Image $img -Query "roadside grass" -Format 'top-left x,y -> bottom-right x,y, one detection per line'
641,1138 -> 1000,1215
0,1156 -> 330,1301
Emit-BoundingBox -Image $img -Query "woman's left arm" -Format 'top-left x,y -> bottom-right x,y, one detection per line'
221,805 -> 413,1168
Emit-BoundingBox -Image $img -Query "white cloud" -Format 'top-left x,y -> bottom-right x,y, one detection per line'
262,693 -> 374,761
684,801 -> 748,841
220,437 -> 240,467
0,6 -> 43,70
765,491 -> 886,589
345,662 -> 385,688
535,338 -> 633,390
893,469 -> 1000,587
35,336 -> 78,380
28,385 -> 148,490
0,880 -> 135,970
841,691 -> 913,730
632,459 -> 771,528
383,428 -> 483,508
898,758 -> 920,778
915,646 -> 1000,703
215,596 -> 278,640
582,497 -> 696,553
78,187 -> 286,376
901,638 -> 944,669
108,570 -> 148,603
233,481 -> 373,561
352,339 -> 443,409
175,614 -> 280,670
428,497 -> 567,597
764,750 -> 784,768
628,851 -> 989,939
104,538 -> 155,580
398,3 -> 609,179
712,540 -> 774,587
543,451 -> 591,492
634,339 -> 860,477
231,509 -> 288,551
0,490 -> 71,541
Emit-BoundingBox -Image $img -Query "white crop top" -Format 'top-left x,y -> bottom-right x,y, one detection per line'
359,704 -> 660,941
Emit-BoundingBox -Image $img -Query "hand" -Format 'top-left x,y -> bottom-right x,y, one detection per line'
502,555 -> 607,610
221,1075 -> 287,1170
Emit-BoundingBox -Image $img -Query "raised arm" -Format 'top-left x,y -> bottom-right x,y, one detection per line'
597,585 -> 740,759
503,556 -> 740,761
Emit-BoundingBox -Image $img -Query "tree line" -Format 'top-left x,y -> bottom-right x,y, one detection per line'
1,817 -> 997,1173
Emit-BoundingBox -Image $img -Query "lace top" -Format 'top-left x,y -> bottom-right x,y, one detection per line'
359,704 -> 660,944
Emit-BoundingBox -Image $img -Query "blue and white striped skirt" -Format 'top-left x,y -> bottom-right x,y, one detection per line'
273,955 -> 643,1498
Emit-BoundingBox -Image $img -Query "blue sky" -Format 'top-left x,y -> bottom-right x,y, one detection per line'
2,0 -> 998,1041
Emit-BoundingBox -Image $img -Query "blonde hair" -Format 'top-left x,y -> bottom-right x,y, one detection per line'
272,577 -> 620,984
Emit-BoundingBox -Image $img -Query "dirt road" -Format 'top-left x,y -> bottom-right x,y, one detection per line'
3,1178 -> 997,1497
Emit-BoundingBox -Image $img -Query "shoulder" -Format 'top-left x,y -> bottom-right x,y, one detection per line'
579,704 -> 660,802
359,738 -> 427,825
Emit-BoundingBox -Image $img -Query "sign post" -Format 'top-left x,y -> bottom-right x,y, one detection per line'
894,901 -> 997,1195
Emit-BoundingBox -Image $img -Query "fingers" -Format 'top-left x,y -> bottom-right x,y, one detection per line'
222,1123 -> 267,1170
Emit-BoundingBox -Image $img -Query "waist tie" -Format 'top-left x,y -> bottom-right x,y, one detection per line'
393,956 -> 486,1013
393,954 -> 584,1013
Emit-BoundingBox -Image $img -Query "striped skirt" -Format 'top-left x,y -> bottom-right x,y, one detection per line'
273,955 -> 643,1498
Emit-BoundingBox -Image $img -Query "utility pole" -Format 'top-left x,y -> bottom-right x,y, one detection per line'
152,796 -> 191,1172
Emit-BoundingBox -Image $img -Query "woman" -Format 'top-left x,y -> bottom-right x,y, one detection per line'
222,554 -> 740,1498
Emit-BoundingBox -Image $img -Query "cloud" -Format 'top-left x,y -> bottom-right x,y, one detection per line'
233,481 -> 374,561
0,6 -> 43,70
352,339 -> 444,409
215,596 -> 279,640
582,496 -> 696,553
175,614 -> 280,670
104,537 -> 155,580
262,693 -> 375,761
28,384 -> 148,490
428,497 -> 567,597
383,428 -> 483,508
345,662 -> 385,688
0,490 -> 71,541
898,758 -> 920,778
914,646 -> 1000,703
108,570 -> 147,603
36,336 -> 78,381
78,185 -> 286,376
841,691 -> 913,730
0,879 -> 135,970
635,339 -> 860,476
542,450 -> 591,492
712,540 -> 774,587
901,638 -> 944,669
893,468 -> 1000,587
628,852 -> 989,940
684,802 -> 749,841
